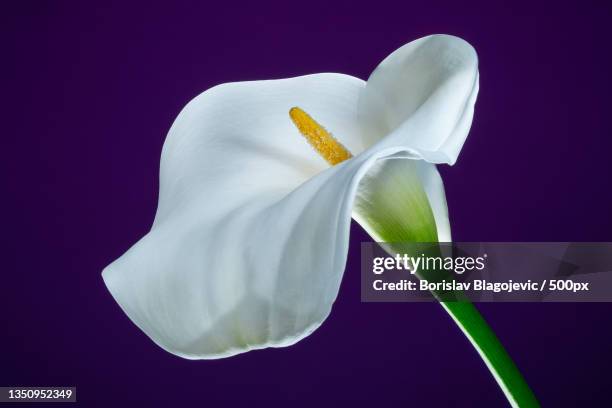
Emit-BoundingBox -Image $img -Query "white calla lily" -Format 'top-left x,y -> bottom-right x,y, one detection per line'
102,34 -> 478,359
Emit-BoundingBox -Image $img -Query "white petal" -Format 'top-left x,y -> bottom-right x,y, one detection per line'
103,35 -> 478,359
415,161 -> 451,242
104,74 -> 370,359
359,34 -> 479,165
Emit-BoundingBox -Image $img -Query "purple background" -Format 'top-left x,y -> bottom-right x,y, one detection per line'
3,1 -> 611,406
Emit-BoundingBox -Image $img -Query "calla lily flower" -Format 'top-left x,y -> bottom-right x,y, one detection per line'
104,34 -> 540,407
104,35 -> 477,358
103,35 -> 476,358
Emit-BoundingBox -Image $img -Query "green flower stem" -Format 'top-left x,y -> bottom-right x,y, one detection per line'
412,247 -> 538,407
399,244 -> 539,407
442,301 -> 539,407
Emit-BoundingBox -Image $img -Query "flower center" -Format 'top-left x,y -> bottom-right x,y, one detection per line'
289,107 -> 353,165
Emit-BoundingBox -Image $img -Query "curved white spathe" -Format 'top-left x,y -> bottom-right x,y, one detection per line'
360,34 -> 479,164
102,34 -> 479,359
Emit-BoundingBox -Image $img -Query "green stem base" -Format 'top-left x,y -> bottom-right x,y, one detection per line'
442,301 -> 540,407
